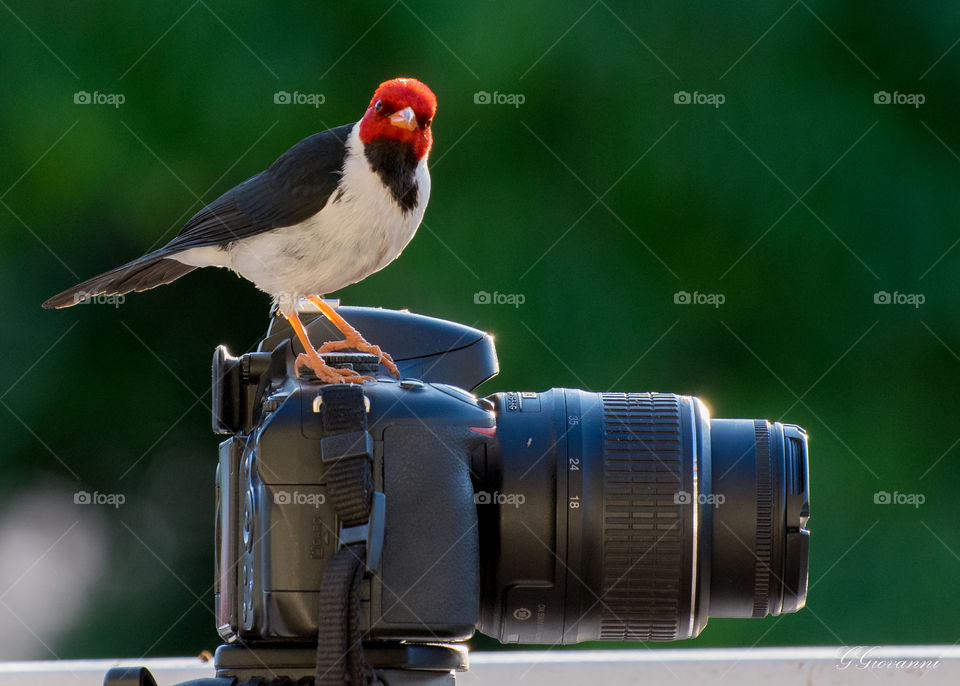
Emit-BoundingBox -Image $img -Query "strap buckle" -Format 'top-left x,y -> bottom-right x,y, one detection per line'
339,491 -> 386,573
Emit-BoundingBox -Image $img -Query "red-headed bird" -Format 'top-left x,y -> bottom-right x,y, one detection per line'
43,77 -> 437,383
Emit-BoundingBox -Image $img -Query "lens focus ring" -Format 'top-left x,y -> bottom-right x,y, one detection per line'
599,393 -> 686,641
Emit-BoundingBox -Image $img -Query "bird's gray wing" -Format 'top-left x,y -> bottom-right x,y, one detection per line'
165,122 -> 355,252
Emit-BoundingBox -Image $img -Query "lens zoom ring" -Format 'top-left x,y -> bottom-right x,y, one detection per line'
599,393 -> 683,640
752,419 -> 773,618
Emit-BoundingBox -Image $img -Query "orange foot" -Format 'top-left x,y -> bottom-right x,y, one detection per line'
318,335 -> 399,379
304,296 -> 401,379
294,351 -> 372,384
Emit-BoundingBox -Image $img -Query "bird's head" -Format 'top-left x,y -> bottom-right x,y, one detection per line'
358,77 -> 437,160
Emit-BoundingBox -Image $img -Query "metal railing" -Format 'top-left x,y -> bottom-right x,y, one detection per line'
0,646 -> 955,685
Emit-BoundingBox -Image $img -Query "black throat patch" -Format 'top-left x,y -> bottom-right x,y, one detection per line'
363,139 -> 420,213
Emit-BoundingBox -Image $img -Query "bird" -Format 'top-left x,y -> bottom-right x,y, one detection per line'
42,77 -> 437,384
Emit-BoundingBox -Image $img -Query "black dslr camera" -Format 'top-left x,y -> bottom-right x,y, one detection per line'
108,306 -> 810,686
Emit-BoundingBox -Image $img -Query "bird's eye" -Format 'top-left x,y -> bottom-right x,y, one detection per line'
423,118 -> 432,129
374,100 -> 382,113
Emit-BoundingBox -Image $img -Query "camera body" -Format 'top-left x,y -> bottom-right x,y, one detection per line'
214,307 -> 499,644
212,305 -> 810,652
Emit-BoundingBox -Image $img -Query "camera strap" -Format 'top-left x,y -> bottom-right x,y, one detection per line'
313,384 -> 382,686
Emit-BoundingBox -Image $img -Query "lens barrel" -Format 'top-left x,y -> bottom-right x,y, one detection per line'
477,390 -> 810,643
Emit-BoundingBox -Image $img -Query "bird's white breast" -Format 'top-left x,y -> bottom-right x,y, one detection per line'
174,124 -> 430,308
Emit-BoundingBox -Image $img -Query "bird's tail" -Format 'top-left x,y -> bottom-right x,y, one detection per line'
42,252 -> 197,309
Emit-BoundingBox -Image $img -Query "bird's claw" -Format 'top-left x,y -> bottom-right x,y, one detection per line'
318,337 -> 400,379
294,353 -> 372,384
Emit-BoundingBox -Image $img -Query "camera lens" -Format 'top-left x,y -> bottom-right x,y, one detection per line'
476,391 -> 810,643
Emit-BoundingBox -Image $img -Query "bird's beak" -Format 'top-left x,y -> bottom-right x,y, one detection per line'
388,106 -> 417,131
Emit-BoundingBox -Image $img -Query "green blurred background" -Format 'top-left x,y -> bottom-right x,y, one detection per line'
2,0 -> 958,660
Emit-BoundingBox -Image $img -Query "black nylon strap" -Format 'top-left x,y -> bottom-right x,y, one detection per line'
319,385 -> 368,434
327,456 -> 373,527
315,543 -> 376,686
313,385 -> 378,686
